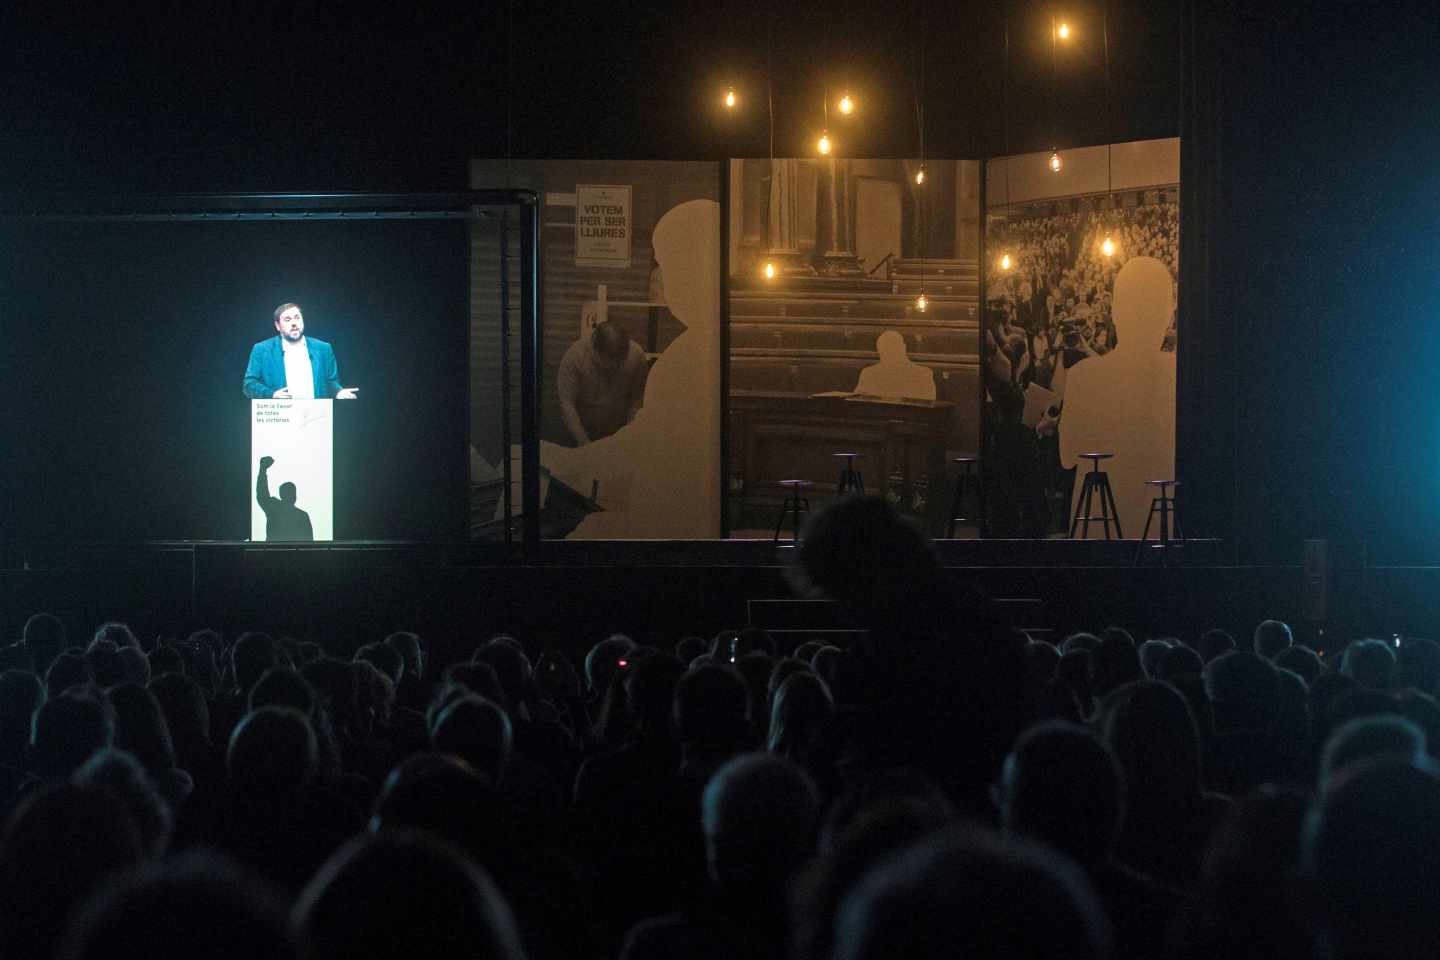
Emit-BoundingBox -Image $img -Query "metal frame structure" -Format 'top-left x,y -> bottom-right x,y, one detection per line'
0,191 -> 543,555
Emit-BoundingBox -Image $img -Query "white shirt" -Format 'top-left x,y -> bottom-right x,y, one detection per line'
281,336 -> 316,400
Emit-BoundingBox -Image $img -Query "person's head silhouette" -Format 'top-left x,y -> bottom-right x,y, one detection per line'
278,482 -> 297,505
1110,256 -> 1173,353
876,331 -> 908,363
652,199 -> 719,334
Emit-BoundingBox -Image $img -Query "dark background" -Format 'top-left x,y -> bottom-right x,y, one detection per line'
0,218 -> 468,541
3,0 -> 1439,564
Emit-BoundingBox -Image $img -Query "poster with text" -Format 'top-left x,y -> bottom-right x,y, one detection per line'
250,400 -> 333,541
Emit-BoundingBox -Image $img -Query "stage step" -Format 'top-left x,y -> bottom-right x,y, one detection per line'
748,598 -> 855,631
748,595 -> 1050,648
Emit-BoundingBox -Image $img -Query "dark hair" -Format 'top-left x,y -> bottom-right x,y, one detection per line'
227,706 -> 317,794
273,302 -> 301,323
789,497 -> 942,628
1396,637 -> 1440,695
148,672 -> 210,744
0,669 -> 45,762
0,784 -> 144,960
1253,619 -> 1294,659
1342,638 -> 1397,691
591,319 -> 631,362
625,652 -> 686,738
231,632 -> 280,695
249,666 -> 317,716
355,643 -> 403,686
585,635 -> 636,694
674,636 -> 708,664
58,850 -> 295,960
85,642 -> 128,690
471,642 -> 531,704
1000,722 -> 1124,867
23,613 -> 67,671
1198,629 -> 1237,664
1278,641 -> 1319,687
1304,762 -> 1440,958
294,830 -> 525,960
1204,651 -> 1282,734
384,632 -> 425,681
31,688 -> 115,780
702,753 -> 821,896
833,826 -> 1110,960
116,647 -> 151,686
147,645 -> 185,679
430,696 -> 512,786
46,650 -> 93,697
1321,715 -> 1427,785
433,662 -> 504,726
91,622 -> 139,650
675,665 -> 751,748
72,748 -> 173,858
106,683 -> 177,775
768,672 -> 834,766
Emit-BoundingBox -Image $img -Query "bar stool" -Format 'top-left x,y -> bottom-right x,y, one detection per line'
772,480 -> 812,545
948,456 -> 981,538
1135,479 -> 1183,565
834,453 -> 865,496
1069,453 -> 1123,540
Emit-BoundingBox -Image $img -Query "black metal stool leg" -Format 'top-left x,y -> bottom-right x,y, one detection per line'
772,498 -> 790,543
1140,498 -> 1158,542
1093,474 -> 1112,539
1069,475 -> 1088,537
1082,475 -> 1098,539
1101,475 -> 1124,539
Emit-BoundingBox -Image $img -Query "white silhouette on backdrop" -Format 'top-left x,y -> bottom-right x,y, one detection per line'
540,199 -> 721,538
1059,257 -> 1177,539
855,330 -> 937,401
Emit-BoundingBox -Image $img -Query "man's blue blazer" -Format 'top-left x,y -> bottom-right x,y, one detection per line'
242,336 -> 343,399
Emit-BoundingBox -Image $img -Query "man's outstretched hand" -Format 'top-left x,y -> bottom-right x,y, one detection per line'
259,456 -> 275,469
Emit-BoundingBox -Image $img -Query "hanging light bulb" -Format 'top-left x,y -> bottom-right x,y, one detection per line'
724,87 -> 737,109
915,293 -> 928,312
838,93 -> 855,115
763,261 -> 776,280
1057,22 -> 1071,40
1049,150 -> 1063,173
817,131 -> 832,155
1101,235 -> 1116,258
1000,253 -> 1013,271
915,165 -> 926,185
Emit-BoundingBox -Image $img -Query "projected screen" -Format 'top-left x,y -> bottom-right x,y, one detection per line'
0,213 -> 471,543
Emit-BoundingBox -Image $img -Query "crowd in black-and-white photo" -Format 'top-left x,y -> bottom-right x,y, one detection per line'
986,198 -> 1180,373
979,196 -> 1180,537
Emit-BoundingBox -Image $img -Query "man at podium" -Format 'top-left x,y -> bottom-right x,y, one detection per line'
242,302 -> 359,400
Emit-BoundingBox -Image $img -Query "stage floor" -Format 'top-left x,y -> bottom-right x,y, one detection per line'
7,536 -> 1228,571
17,536 -> 1436,661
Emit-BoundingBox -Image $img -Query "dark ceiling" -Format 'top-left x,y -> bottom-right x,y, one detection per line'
0,0 -> 1182,193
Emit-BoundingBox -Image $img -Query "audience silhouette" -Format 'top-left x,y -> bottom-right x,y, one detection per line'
0,498 -> 1436,960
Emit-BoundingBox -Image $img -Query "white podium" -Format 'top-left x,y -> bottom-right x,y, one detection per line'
250,400 -> 333,541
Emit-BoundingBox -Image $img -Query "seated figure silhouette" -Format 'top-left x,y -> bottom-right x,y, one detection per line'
256,457 -> 313,542
856,332 -> 937,400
